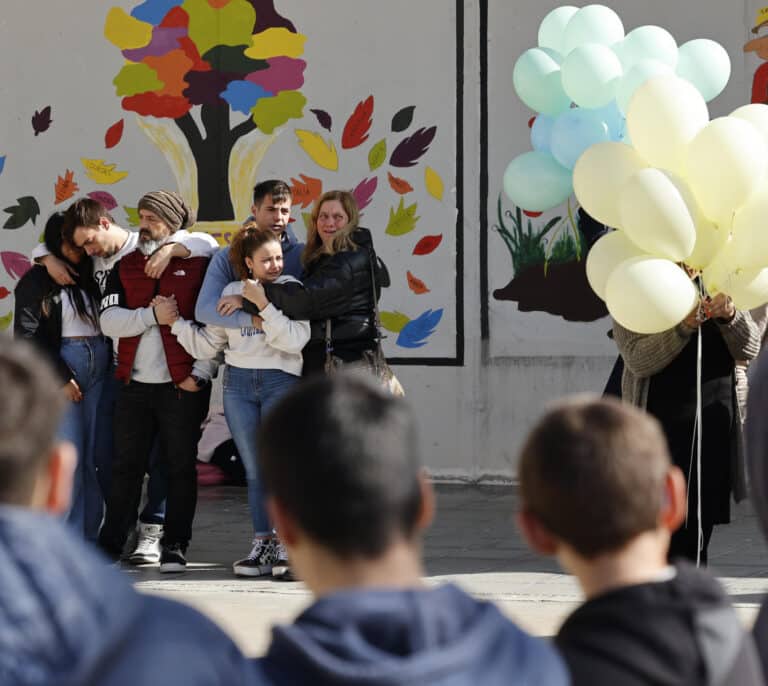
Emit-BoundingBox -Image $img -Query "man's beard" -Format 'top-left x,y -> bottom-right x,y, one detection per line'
137,231 -> 171,256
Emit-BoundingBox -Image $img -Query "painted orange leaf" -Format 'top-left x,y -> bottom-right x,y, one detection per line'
387,171 -> 413,195
407,271 -> 430,294
105,119 -> 124,149
289,174 -> 322,209
341,95 -> 373,149
54,170 -> 79,205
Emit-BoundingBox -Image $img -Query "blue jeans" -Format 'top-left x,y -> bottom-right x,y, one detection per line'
58,337 -> 110,541
100,369 -> 167,525
222,366 -> 299,535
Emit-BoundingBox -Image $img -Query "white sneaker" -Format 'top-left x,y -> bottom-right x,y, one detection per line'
232,536 -> 278,577
272,540 -> 294,580
127,523 -> 163,565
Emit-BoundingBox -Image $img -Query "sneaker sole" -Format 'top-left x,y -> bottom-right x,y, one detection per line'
232,564 -> 273,577
127,555 -> 161,566
159,563 -> 187,573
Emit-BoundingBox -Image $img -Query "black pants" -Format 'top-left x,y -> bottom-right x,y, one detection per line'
99,380 -> 210,554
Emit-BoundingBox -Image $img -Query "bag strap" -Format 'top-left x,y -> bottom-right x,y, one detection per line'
366,248 -> 386,360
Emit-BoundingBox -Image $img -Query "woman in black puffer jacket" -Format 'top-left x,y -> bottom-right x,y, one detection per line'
243,190 -> 389,377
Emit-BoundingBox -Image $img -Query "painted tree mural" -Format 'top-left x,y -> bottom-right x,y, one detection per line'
105,0 -> 307,220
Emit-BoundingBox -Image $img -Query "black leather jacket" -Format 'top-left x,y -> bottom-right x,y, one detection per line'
260,227 -> 389,350
13,266 -> 71,382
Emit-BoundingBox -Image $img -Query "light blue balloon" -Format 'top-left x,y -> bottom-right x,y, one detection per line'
503,151 -> 573,212
615,25 -> 678,71
676,39 -> 731,102
616,58 -> 672,114
538,5 -> 579,55
561,43 -> 623,108
550,108 -> 610,169
563,5 -> 625,54
531,115 -> 555,152
591,100 -> 625,140
513,48 -> 572,116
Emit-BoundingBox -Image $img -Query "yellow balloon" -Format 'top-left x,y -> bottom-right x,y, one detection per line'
729,182 -> 768,270
662,172 -> 728,270
606,256 -> 698,334
586,230 -> 647,300
618,168 -> 696,261
573,142 -> 648,227
729,269 -> 768,310
626,75 -> 708,174
730,104 -> 768,150
686,117 -> 768,225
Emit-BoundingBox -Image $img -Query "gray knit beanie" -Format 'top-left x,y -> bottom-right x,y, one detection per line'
137,190 -> 196,233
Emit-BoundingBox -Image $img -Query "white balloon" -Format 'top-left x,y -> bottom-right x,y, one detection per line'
626,75 -> 709,174
618,168 -> 696,261
615,25 -> 678,71
561,43 -> 623,108
606,257 -> 698,334
563,4 -> 625,55
730,182 -> 768,270
730,103 -> 768,150
538,6 -> 579,55
686,117 -> 768,224
586,230 -> 646,300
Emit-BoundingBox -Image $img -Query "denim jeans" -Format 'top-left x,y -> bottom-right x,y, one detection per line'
58,336 -> 110,541
223,366 -> 299,535
99,381 -> 210,553
100,370 -> 167,525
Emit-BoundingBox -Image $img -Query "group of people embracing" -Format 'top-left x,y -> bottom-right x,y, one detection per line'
13,178 -> 390,577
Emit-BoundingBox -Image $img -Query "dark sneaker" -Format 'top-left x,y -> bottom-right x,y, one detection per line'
159,543 -> 187,573
272,539 -> 295,581
127,523 -> 163,565
233,536 -> 278,577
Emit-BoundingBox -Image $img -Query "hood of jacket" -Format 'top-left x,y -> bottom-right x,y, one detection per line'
0,507 -> 140,685
258,583 -> 568,685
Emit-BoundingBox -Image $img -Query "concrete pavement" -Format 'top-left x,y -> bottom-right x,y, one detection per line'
125,484 -> 768,656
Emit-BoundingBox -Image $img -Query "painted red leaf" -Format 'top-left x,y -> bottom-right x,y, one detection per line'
105,119 -> 125,149
407,271 -> 430,294
413,234 -> 443,256
87,191 -> 119,210
523,210 -> 542,217
0,286 -> 9,299
341,95 -> 374,149
528,116 -> 536,129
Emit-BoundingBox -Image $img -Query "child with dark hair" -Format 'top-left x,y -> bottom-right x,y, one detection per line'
251,374 -> 569,686
14,212 -> 110,541
171,221 -> 309,578
517,395 -> 763,686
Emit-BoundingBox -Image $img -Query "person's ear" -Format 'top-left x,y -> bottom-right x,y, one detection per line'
99,217 -> 110,231
250,203 -> 259,218
42,441 -> 76,514
517,507 -> 559,556
267,497 -> 299,547
415,470 -> 436,533
244,256 -> 255,276
660,466 -> 687,533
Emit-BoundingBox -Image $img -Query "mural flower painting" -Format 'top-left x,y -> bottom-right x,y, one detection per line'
104,0 -> 308,220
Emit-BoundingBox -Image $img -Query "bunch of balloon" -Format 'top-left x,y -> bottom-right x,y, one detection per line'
579,79 -> 768,334
505,3 -> 731,220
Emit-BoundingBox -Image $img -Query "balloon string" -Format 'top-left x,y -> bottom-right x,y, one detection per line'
695,316 -> 703,568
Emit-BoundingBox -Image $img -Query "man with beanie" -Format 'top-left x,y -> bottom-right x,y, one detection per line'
98,190 -> 213,572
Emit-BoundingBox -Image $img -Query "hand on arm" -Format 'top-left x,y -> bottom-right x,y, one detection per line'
41,255 -> 77,286
216,294 -> 243,316
145,243 -> 190,279
152,295 -> 179,325
242,279 -> 269,310
705,293 -> 736,322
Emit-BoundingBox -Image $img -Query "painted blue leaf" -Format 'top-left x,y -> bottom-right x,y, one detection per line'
131,0 -> 182,25
396,308 -> 443,348
0,156 -> 5,176
221,80 -> 271,115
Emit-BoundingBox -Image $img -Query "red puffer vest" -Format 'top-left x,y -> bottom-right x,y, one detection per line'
115,251 -> 208,384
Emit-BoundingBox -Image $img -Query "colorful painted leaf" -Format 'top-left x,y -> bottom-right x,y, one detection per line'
413,234 -> 443,256
341,95 -> 374,149
105,119 -> 125,149
295,130 -> 338,170
396,308 -> 443,348
55,170 -> 79,205
390,126 -> 437,168
0,156 -> 5,176
0,287 -> 10,299
352,177 -> 378,212
407,271 -> 430,294
387,172 -> 414,195
3,197 -> 40,229
87,191 -> 119,210
391,105 -> 415,132
367,139 -> 387,172
385,198 -> 420,236
1,251 -> 32,279
310,108 -> 332,131
380,310 -> 411,333
0,311 -> 12,331
32,106 -> 52,136
425,166 -> 444,200
81,158 -> 129,184
123,206 -> 140,227
289,174 -> 322,209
